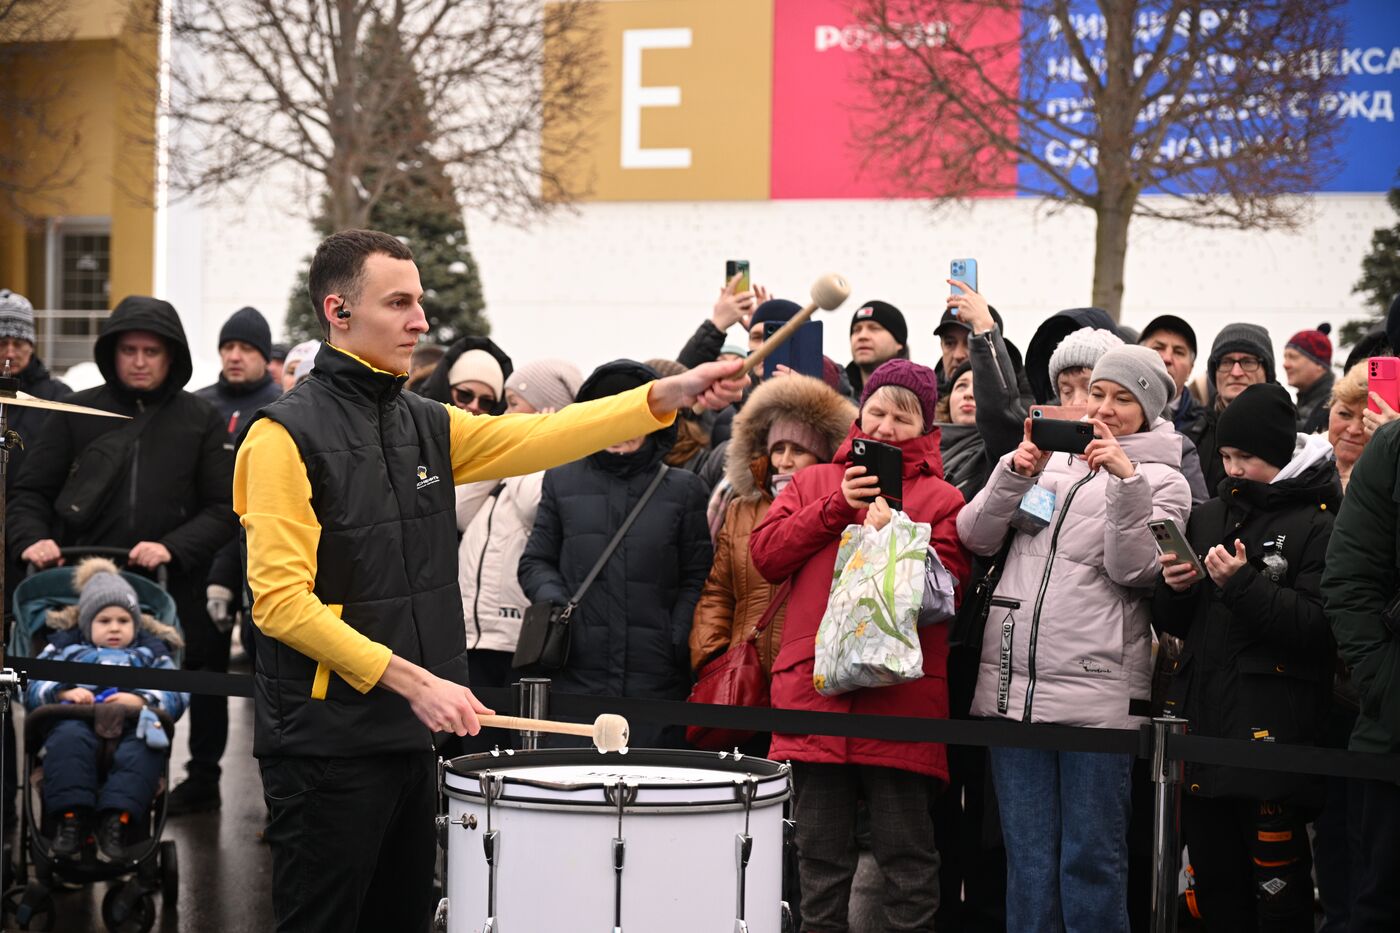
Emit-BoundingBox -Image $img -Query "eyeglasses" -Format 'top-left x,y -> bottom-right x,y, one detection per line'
451,385 -> 497,409
1216,356 -> 1262,374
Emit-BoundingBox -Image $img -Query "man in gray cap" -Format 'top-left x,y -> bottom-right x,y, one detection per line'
1196,323 -> 1277,492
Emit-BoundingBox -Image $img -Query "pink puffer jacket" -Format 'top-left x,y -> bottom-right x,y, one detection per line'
956,418 -> 1192,729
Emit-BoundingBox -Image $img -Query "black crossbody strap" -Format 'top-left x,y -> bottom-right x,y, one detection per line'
562,464 -> 670,618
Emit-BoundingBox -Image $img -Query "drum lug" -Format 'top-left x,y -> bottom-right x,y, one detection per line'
432,897 -> 449,932
610,779 -> 634,933
482,771 -> 504,930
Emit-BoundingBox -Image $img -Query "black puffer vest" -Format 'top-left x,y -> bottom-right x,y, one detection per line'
246,344 -> 465,757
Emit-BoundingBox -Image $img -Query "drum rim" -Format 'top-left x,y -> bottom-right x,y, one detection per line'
443,747 -> 791,810
445,747 -> 788,780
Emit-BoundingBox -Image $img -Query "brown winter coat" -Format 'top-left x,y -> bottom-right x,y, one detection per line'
689,376 -> 855,673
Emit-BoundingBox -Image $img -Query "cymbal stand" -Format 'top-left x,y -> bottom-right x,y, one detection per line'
0,359 -> 26,906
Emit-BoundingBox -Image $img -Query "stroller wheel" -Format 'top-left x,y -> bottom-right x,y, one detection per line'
101,884 -> 155,933
5,883 -> 54,931
158,840 -> 178,907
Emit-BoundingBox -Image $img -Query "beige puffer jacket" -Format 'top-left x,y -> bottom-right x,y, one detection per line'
956,418 -> 1192,729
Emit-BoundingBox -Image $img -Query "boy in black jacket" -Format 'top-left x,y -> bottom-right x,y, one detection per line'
1152,383 -> 1338,933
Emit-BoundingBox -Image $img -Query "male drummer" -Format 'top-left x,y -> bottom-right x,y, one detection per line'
235,229 -> 744,933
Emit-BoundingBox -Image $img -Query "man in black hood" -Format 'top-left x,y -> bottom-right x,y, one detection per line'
1023,306 -> 1120,404
9,296 -> 237,835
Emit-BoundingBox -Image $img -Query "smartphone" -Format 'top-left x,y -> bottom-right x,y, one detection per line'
1149,519 -> 1207,582
1030,405 -> 1088,423
950,258 -> 979,296
765,320 -> 824,380
851,438 -> 903,508
1030,417 -> 1095,454
726,259 -> 751,294
1369,357 -> 1400,414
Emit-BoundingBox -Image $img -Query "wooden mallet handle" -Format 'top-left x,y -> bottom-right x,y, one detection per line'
690,272 -> 851,413
477,712 -> 630,752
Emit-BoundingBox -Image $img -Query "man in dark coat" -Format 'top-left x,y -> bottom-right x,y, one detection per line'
176,305 -> 284,812
1282,325 -> 1335,435
518,360 -> 713,748
9,295 -> 237,815
1321,417 -> 1400,933
0,287 -> 70,829
845,300 -> 908,397
194,305 -> 283,435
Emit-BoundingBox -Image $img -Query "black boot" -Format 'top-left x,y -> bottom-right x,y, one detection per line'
166,776 -> 220,815
51,809 -> 87,858
95,810 -> 130,863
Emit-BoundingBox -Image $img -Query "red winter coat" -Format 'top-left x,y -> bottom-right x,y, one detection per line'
750,426 -> 971,781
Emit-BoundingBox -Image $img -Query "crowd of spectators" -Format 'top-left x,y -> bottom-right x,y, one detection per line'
2,270 -> 1399,932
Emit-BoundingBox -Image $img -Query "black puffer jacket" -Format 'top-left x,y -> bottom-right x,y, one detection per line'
1152,439 -> 1339,803
518,361 -> 712,746
8,296 -> 236,598
414,336 -> 512,414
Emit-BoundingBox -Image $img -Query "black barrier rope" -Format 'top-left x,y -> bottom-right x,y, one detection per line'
12,657 -> 1400,782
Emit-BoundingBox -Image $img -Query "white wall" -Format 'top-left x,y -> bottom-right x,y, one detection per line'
168,191 -> 1391,391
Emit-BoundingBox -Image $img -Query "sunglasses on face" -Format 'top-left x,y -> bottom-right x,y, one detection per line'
452,385 -> 498,409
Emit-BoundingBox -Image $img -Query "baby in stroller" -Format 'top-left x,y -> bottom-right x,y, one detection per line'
23,558 -> 188,862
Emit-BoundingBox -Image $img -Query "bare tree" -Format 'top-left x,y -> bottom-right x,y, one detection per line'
855,0 -> 1349,317
165,0 -> 601,231
0,0 -> 80,221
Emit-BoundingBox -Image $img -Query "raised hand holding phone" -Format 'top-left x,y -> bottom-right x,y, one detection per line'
945,280 -> 995,334
713,272 -> 756,331
841,465 -> 881,510
1083,419 -> 1135,478
1013,418 -> 1051,477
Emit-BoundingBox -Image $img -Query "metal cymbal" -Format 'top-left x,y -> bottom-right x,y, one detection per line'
0,391 -> 129,419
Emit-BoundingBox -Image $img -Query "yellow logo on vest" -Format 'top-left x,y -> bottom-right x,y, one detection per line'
416,464 -> 440,490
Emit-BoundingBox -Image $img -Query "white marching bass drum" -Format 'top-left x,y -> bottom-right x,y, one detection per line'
438,748 -> 792,933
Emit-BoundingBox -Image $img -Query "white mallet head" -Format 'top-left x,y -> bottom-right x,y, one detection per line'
811,274 -> 852,312
591,714 -> 629,752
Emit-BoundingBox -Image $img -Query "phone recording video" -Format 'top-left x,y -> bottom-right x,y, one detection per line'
726,259 -> 751,294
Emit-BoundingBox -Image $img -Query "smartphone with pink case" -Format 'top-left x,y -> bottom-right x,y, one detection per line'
1368,357 -> 1400,413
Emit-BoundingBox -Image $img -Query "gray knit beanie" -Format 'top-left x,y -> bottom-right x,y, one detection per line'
504,359 -> 583,413
1090,345 -> 1174,425
78,569 -> 141,641
0,289 -> 36,346
1048,328 -> 1124,394
1208,323 -> 1276,384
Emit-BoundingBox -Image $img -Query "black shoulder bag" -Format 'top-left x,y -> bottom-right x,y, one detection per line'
949,529 -> 1015,649
54,403 -> 159,533
513,465 -> 670,673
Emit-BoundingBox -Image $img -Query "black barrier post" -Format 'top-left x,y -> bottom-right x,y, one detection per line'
1150,716 -> 1187,933
514,678 -> 550,751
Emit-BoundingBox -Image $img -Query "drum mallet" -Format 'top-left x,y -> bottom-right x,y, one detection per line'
477,713 -> 630,752
692,272 -> 852,413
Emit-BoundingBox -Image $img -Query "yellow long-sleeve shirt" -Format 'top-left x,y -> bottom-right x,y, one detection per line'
233,367 -> 673,695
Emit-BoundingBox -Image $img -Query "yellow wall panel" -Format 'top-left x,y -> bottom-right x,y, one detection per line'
547,0 -> 774,202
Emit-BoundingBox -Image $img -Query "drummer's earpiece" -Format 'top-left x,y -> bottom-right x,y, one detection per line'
334,300 -> 351,320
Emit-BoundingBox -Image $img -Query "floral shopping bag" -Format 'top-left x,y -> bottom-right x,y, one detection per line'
813,512 -> 931,696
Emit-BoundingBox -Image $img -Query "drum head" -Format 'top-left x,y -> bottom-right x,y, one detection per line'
444,747 -> 790,811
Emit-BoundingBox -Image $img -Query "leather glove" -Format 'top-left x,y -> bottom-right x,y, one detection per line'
206,584 -> 234,633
